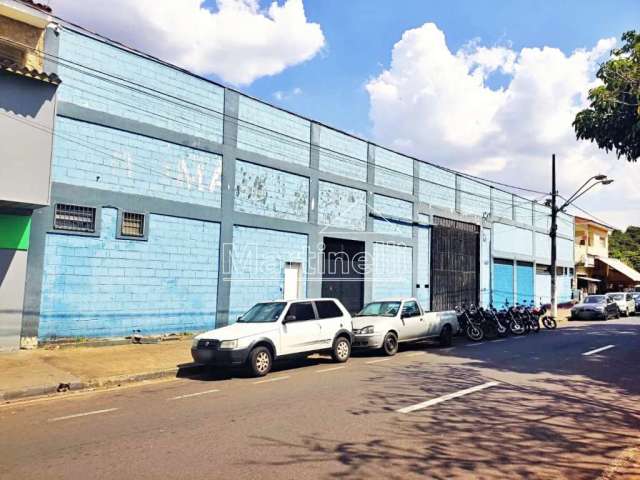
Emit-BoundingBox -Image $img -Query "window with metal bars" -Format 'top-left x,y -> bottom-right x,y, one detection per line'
121,212 -> 145,237
54,204 -> 96,232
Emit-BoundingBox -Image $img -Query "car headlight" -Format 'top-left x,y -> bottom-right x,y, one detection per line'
355,325 -> 374,335
192,337 -> 200,348
219,339 -> 238,350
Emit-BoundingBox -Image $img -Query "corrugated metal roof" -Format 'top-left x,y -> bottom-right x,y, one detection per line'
0,59 -> 61,84
596,256 -> 640,282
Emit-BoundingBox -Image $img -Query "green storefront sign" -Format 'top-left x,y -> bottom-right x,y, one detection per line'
0,214 -> 31,250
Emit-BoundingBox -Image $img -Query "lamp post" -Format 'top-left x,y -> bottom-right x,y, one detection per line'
547,155 -> 613,319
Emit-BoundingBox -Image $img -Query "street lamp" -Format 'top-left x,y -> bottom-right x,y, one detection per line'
548,155 -> 614,319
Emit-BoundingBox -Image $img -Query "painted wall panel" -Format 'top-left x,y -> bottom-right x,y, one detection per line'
317,126 -> 367,181
558,213 -> 574,238
237,95 -> 310,166
372,194 -> 413,237
535,231 -> 551,263
371,243 -> 413,300
492,189 -> 513,220
374,147 -> 413,193
53,117 -> 222,207
516,262 -> 534,304
39,209 -> 220,338
459,177 -> 491,217
514,200 -> 533,226
228,227 -> 308,321
318,181 -> 366,231
418,163 -> 456,210
234,160 -> 309,222
0,250 -> 27,350
535,271 -> 551,305
535,203 -> 551,232
557,237 -> 574,264
58,29 -> 224,142
493,259 -> 514,307
493,223 -> 533,257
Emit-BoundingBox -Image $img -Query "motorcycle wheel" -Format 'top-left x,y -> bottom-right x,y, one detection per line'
530,318 -> 540,333
466,324 -> 484,342
542,316 -> 557,329
509,319 -> 525,335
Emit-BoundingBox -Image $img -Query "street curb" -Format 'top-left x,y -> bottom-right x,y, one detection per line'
0,363 -> 206,403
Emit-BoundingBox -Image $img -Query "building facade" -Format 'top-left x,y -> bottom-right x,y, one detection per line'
0,0 -> 59,349
1,1 -> 576,349
575,216 -> 640,293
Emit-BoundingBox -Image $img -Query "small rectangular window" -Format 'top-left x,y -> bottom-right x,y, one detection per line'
121,212 -> 145,237
54,204 -> 96,232
315,300 -> 342,319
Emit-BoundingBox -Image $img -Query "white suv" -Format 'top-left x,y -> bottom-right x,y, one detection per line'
192,298 -> 353,377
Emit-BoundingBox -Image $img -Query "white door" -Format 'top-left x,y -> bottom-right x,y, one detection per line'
283,262 -> 301,300
280,301 -> 320,355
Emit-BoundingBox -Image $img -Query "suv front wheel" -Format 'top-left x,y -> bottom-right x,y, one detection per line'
331,336 -> 351,363
248,346 -> 272,377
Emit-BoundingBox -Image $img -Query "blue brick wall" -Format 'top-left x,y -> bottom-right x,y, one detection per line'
371,243 -> 413,299
53,117 -> 222,207
373,194 -> 413,237
418,163 -> 456,210
228,227 -> 308,321
39,209 -> 220,338
492,189 -> 513,220
416,214 -> 431,309
459,177 -> 491,217
58,29 -> 224,142
237,95 -> 310,166
317,181 -> 366,231
374,147 -> 414,193
234,161 -> 309,222
317,126 -> 368,182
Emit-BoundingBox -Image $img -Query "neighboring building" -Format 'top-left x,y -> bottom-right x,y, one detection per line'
575,216 -> 640,293
1,0 -> 576,348
0,0 -> 59,349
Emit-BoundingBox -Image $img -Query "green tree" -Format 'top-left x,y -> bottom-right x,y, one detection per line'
609,226 -> 640,272
573,31 -> 640,162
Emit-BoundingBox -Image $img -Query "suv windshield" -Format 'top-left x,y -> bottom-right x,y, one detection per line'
610,294 -> 625,301
584,296 -> 605,304
238,302 -> 286,323
356,301 -> 401,317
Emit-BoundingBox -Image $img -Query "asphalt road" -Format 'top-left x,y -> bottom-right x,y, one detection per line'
2,318 -> 640,480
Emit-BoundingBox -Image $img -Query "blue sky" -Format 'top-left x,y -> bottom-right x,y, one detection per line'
239,0 -> 639,137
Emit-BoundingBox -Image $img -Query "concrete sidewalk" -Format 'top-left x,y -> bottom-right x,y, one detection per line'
0,337 -> 201,402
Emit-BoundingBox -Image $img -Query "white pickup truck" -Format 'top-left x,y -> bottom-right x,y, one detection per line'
352,297 -> 459,355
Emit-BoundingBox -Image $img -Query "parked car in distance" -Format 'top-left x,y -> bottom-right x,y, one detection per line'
570,295 -> 619,320
632,293 -> 640,311
352,297 -> 459,355
191,298 -> 353,377
608,292 -> 637,317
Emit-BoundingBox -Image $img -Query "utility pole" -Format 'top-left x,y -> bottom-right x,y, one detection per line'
549,154 -> 558,319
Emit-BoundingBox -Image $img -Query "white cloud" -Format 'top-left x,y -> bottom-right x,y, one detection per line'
50,0 -> 325,85
366,23 -> 639,230
273,86 -> 302,101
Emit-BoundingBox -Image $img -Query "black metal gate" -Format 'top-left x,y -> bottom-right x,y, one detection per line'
430,216 -> 480,311
321,238 -> 365,314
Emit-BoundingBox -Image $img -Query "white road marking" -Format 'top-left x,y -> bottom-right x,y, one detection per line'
366,358 -> 392,364
465,343 -> 484,347
253,376 -> 290,385
48,408 -> 118,422
397,381 -> 500,414
316,366 -> 346,373
583,344 -> 615,356
168,389 -> 220,400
